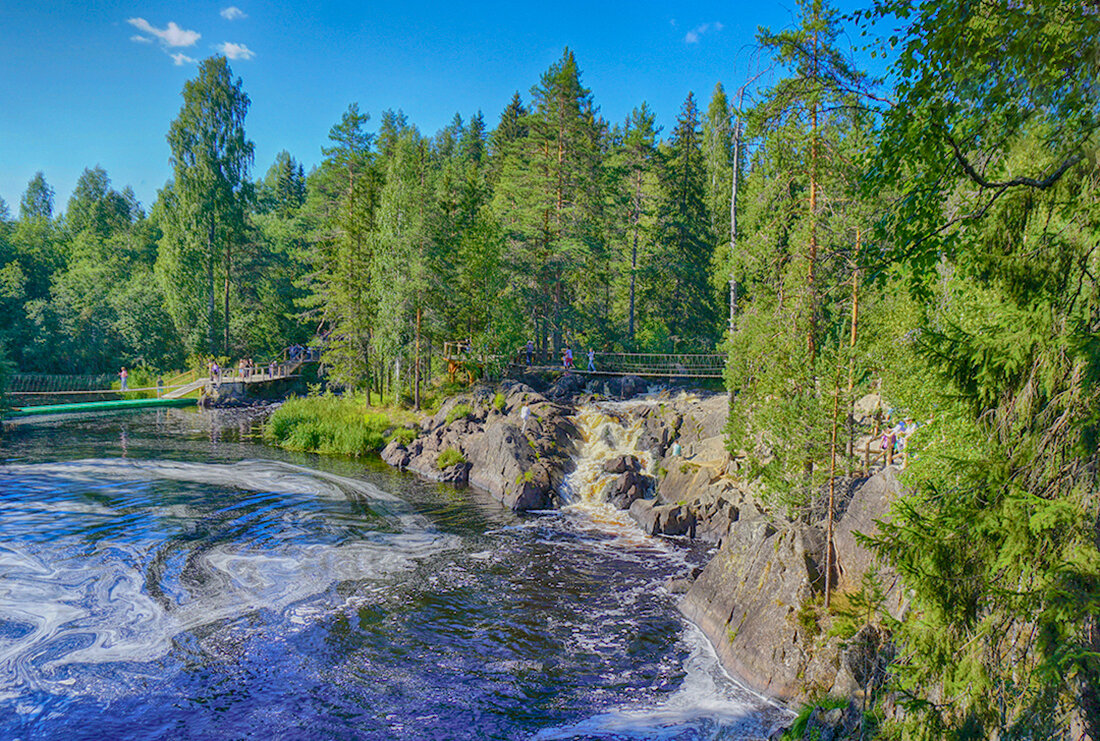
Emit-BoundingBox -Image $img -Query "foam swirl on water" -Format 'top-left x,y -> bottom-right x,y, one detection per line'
0,458 -> 456,700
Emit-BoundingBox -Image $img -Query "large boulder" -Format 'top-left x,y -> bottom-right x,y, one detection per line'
607,470 -> 648,509
680,521 -> 825,701
380,440 -> 410,470
508,460 -> 556,510
629,499 -> 696,537
438,461 -> 471,486
603,455 -> 640,474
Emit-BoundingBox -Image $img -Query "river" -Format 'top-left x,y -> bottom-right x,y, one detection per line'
0,408 -> 786,740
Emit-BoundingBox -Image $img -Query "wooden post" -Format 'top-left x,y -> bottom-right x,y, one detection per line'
825,359 -> 843,610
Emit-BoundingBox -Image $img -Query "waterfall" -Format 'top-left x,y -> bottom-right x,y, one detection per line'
560,403 -> 655,506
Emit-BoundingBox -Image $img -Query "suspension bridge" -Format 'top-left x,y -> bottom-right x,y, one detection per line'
4,346 -> 321,418
444,342 -> 727,382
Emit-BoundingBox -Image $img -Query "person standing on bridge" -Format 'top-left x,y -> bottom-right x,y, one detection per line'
525,340 -> 533,366
587,349 -> 595,373
119,367 -> 128,391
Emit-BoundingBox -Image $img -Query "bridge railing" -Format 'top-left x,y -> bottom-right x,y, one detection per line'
508,348 -> 727,378
584,352 -> 726,378
8,373 -> 117,394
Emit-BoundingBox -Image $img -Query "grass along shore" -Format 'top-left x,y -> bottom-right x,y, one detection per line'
265,393 -> 420,457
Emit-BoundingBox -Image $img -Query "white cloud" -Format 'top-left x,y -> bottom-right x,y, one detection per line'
220,6 -> 248,20
127,18 -> 201,47
216,42 -> 255,60
130,34 -> 153,43
171,53 -> 197,66
684,21 -> 723,44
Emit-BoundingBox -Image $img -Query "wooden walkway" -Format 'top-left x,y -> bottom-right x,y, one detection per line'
441,341 -> 727,380
7,345 -> 322,412
508,352 -> 726,379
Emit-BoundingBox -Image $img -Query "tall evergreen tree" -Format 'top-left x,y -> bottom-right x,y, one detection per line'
724,0 -> 871,506
653,92 -> 719,350
311,103 -> 382,389
493,48 -> 604,353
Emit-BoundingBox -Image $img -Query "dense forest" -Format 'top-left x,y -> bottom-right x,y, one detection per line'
0,50 -> 731,387
2,0 -> 1099,737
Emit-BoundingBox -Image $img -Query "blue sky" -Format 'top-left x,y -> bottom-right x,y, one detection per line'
0,0 -> 883,215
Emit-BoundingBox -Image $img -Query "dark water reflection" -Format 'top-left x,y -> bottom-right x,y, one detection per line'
0,408 -> 786,740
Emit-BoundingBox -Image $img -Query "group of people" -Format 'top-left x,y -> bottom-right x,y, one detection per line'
521,340 -> 596,373
882,415 -> 920,467
561,347 -> 596,372
206,358 -> 282,384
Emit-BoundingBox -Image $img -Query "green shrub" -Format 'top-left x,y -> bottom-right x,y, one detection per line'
264,394 -> 412,457
783,697 -> 849,740
445,403 -> 473,425
436,447 -> 467,469
387,426 -> 418,446
492,392 -> 506,412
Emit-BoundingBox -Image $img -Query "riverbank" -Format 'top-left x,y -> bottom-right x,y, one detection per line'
266,377 -> 904,734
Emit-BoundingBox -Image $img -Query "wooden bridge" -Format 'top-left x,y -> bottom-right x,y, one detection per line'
5,345 -> 321,417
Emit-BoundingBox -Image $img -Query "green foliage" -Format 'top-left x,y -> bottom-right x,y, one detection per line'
436,447 -> 467,469
0,341 -> 12,418
156,55 -> 254,357
492,392 -> 506,412
782,697 -> 849,741
445,403 -> 472,425
264,393 -> 414,457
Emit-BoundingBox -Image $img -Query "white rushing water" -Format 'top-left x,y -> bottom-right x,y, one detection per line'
549,401 -> 792,739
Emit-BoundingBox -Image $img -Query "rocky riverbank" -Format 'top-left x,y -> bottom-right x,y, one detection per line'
378,374 -> 904,715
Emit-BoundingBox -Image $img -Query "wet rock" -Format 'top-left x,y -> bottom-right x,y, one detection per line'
619,375 -> 645,399
603,455 -> 640,474
381,440 -> 410,470
629,499 -> 696,537
666,577 -> 694,594
680,523 -> 825,701
510,461 -> 555,510
607,470 -> 648,510
438,461 -> 471,486
545,372 -> 586,400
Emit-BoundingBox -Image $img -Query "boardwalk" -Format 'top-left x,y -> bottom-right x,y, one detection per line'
6,345 -> 322,413
521,352 -> 727,379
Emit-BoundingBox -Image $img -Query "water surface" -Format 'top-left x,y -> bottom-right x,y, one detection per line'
0,409 -> 785,739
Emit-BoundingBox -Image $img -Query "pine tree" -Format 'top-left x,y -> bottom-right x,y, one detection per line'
492,49 -> 604,354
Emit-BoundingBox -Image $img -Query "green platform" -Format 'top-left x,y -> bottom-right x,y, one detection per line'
8,397 -> 197,418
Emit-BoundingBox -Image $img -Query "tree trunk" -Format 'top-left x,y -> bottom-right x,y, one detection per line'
729,90 -> 743,332
845,232 -> 861,472
825,361 -> 843,609
224,239 -> 231,357
207,220 -> 216,354
414,305 -> 421,410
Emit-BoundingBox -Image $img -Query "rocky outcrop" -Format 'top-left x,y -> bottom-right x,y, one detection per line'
381,381 -> 578,511
379,379 -> 905,709
680,467 -> 905,703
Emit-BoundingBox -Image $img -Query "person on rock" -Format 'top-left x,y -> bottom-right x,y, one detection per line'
520,403 -> 530,433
